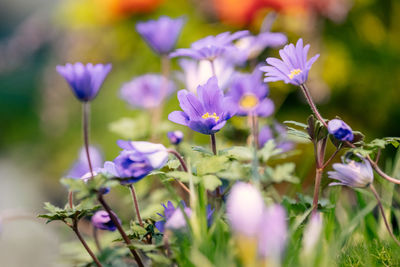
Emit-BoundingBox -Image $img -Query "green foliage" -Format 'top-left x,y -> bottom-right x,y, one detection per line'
38,202 -> 100,224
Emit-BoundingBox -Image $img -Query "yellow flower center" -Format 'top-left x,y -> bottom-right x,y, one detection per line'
239,94 -> 259,109
288,69 -> 302,79
202,112 -> 220,122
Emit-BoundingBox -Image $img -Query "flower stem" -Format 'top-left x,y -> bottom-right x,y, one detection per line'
166,149 -> 191,195
370,184 -> 400,247
312,168 -> 323,215
299,84 -> 327,128
83,102 -> 94,178
128,184 -> 143,227
249,113 -> 259,149
97,194 -> 144,267
93,227 -> 102,252
72,221 -> 103,267
312,138 -> 327,215
68,191 -> 74,209
210,134 -> 217,155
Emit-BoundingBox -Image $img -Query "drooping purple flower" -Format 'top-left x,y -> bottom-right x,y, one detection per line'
67,146 -> 103,179
234,32 -> 287,63
56,62 -> 112,102
136,16 -> 185,55
328,158 -> 374,188
327,119 -> 354,142
167,131 -> 184,145
155,201 -> 213,233
258,204 -> 287,261
260,39 -> 319,86
226,182 -> 264,237
91,210 -> 120,231
168,77 -> 236,135
177,58 -> 235,93
105,141 -> 168,184
170,30 -> 249,61
227,68 -> 274,117
120,74 -> 176,109
259,123 -> 294,152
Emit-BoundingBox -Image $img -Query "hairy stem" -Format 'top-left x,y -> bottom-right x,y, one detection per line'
249,113 -> 259,149
370,184 -> 400,247
167,149 -> 188,172
299,84 -> 327,128
72,221 -> 103,267
211,134 -> 217,155
312,168 -> 323,215
68,191 -> 73,209
83,102 -> 94,178
128,184 -> 143,227
97,194 -> 144,267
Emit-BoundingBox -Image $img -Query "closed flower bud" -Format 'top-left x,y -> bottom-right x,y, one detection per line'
226,182 -> 264,237
327,119 -> 354,141
167,131 -> 184,145
91,210 -> 120,231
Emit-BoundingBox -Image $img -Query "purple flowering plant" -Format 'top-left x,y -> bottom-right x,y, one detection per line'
38,11 -> 400,267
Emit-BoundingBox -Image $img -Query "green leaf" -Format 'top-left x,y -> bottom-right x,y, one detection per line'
146,253 -> 172,265
192,146 -> 213,155
202,175 -> 222,191
38,202 -> 100,224
284,120 -> 308,129
217,161 -> 250,181
287,127 -> 311,141
166,171 -> 199,183
258,140 -> 282,162
219,146 -> 253,161
263,163 -> 299,184
167,159 -> 181,169
196,156 -> 229,176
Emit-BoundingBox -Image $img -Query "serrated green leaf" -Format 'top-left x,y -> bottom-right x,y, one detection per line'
284,120 -> 308,129
167,159 -> 181,169
166,171 -> 199,183
217,161 -> 250,180
192,146 -> 213,155
202,175 -> 222,191
219,146 -> 253,161
196,156 -> 229,176
287,127 -> 311,141
263,163 -> 299,184
258,140 -> 282,162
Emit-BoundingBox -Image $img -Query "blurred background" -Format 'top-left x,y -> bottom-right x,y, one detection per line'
0,0 -> 399,265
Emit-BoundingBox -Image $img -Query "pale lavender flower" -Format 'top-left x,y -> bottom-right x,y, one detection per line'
56,62 -> 112,102
302,213 -> 323,254
260,39 -> 319,86
165,207 -> 192,230
120,74 -> 176,109
170,30 -> 249,61
328,119 -> 354,141
177,58 -> 235,93
136,16 -> 185,55
226,182 -> 264,237
67,146 -> 103,179
227,68 -> 274,117
328,158 -> 373,188
258,204 -> 287,261
259,123 -> 294,151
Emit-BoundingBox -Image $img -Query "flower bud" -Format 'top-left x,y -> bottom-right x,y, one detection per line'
167,131 -> 184,145
327,119 -> 354,141
91,210 -> 120,231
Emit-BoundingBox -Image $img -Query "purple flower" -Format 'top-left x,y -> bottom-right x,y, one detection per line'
258,204 -> 287,261
226,182 -> 264,237
67,146 -> 103,179
328,119 -> 354,141
234,32 -> 287,62
136,16 -> 185,55
56,62 -> 112,102
328,158 -> 373,188
120,74 -> 176,109
177,58 -> 235,93
167,131 -> 184,145
259,123 -> 294,151
168,77 -> 236,135
105,141 -> 168,184
91,210 -> 120,231
170,30 -> 249,61
155,201 -> 213,233
228,68 -> 274,117
260,39 -> 319,86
